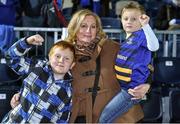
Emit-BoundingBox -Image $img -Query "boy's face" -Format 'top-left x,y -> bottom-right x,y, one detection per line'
121,9 -> 142,35
49,47 -> 75,76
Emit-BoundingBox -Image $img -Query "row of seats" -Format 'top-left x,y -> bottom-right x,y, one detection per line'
140,87 -> 180,123
140,56 -> 180,123
0,63 -> 22,121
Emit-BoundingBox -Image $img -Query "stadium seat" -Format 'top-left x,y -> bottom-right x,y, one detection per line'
101,17 -> 121,29
0,85 -> 20,121
169,89 -> 180,122
62,7 -> 72,21
176,41 -> 180,57
140,88 -> 163,123
153,57 -> 180,86
0,63 -> 22,121
0,63 -> 22,85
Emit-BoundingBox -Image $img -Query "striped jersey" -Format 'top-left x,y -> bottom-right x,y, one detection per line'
115,29 -> 151,90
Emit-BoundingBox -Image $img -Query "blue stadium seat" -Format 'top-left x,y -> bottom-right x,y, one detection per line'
0,85 -> 20,121
0,63 -> 21,86
153,57 -> 180,87
101,17 -> 121,29
176,41 -> 180,57
0,63 -> 22,121
169,89 -> 180,122
140,87 -> 163,123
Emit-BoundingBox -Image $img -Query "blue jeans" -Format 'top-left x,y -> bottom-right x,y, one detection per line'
99,89 -> 141,123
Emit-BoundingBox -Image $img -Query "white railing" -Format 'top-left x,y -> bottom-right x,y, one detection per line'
14,27 -> 180,57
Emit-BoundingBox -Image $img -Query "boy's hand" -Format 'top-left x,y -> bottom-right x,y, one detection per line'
26,34 -> 44,46
139,14 -> 150,26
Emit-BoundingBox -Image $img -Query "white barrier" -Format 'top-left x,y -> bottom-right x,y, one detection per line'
14,27 -> 180,57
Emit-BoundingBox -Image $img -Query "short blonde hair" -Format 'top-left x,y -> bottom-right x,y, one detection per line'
48,40 -> 75,60
65,9 -> 106,44
121,1 -> 146,16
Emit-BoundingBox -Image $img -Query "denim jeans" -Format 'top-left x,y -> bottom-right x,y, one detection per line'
99,89 -> 141,123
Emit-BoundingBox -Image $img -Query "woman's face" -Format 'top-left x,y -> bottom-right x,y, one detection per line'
76,15 -> 97,44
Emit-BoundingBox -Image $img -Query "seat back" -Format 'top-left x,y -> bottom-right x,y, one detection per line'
0,85 -> 20,121
153,57 -> 180,86
0,63 -> 22,86
169,89 -> 180,122
0,63 -> 21,121
140,88 -> 163,122
101,17 -> 121,29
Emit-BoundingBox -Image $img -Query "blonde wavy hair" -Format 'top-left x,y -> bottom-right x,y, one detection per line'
65,9 -> 106,44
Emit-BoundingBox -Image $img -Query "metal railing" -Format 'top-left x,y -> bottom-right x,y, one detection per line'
14,27 -> 180,57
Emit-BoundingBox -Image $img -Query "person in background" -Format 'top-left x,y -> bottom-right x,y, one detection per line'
1,34 -> 75,123
99,2 -> 159,123
0,0 -> 19,56
155,0 -> 180,30
71,0 -> 110,17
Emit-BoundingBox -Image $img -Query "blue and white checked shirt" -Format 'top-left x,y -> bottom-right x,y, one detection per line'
4,38 -> 73,123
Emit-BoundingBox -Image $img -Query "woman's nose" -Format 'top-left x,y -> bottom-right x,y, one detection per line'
85,27 -> 91,32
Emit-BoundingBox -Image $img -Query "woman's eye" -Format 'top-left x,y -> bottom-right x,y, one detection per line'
81,24 -> 87,28
91,25 -> 97,29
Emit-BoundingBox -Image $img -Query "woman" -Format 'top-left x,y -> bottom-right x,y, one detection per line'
10,9 -> 152,123
65,9 -> 152,123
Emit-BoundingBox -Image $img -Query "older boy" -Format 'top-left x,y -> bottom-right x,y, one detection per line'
2,34 -> 75,123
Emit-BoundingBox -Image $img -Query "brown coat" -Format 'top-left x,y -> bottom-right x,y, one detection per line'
69,39 -> 144,123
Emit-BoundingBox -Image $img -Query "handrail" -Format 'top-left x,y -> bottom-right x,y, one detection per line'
13,27 -> 180,57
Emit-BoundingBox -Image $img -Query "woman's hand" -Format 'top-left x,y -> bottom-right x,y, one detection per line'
128,84 -> 150,100
10,92 -> 20,108
26,34 -> 44,46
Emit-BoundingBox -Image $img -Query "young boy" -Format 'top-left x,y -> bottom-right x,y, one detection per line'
99,2 -> 159,123
1,34 -> 75,123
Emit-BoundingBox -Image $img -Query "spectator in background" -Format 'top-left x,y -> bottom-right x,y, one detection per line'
18,0 -> 67,57
18,0 -> 66,28
0,0 -> 19,26
71,0 -> 93,15
115,0 -> 136,18
41,0 -> 67,28
71,0 -> 110,17
155,0 -> 180,30
0,0 -> 19,56
18,0 -> 51,28
99,0 -> 109,17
